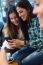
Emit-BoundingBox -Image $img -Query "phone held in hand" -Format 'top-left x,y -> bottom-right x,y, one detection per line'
2,37 -> 12,49
5,37 -> 12,41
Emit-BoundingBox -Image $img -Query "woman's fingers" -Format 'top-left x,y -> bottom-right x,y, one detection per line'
8,40 -> 13,43
8,39 -> 16,43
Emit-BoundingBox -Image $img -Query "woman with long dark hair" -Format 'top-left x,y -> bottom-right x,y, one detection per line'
21,0 -> 43,65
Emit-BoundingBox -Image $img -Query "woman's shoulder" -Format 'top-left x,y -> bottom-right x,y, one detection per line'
2,23 -> 9,37
31,17 -> 40,27
2,23 -> 8,32
32,17 -> 39,22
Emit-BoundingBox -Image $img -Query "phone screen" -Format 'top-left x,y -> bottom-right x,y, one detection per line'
5,37 -> 12,41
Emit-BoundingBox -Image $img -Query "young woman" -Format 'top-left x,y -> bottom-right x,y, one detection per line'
9,0 -> 42,65
21,0 -> 43,65
16,0 -> 41,47
2,5 -> 25,55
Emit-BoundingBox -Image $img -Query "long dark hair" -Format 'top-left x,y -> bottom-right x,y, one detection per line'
16,0 -> 36,21
16,0 -> 36,40
20,20 -> 29,40
7,5 -> 20,39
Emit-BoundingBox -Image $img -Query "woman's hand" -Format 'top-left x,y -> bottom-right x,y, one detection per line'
0,48 -> 9,65
8,39 -> 25,48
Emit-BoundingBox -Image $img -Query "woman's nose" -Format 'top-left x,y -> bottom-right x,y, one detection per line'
19,13 -> 21,17
33,7 -> 38,14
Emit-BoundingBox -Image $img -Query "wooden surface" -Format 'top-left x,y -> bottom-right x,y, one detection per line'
9,60 -> 18,65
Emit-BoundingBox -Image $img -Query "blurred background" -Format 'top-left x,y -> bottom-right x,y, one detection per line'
0,0 -> 35,24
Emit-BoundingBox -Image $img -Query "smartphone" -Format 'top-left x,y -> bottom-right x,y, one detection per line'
5,37 -> 12,41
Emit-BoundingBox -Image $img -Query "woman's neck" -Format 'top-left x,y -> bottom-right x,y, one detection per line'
39,17 -> 43,28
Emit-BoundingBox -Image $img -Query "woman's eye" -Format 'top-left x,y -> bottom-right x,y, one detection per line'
16,18 -> 18,20
35,3 -> 39,6
34,1 -> 39,6
19,11 -> 23,13
11,18 -> 13,20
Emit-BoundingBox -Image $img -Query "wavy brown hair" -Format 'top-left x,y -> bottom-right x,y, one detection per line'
7,5 -> 20,39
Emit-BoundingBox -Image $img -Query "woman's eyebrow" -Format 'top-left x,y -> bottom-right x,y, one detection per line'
34,1 -> 39,5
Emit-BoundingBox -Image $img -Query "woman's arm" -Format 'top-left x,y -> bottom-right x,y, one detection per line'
0,48 -> 9,65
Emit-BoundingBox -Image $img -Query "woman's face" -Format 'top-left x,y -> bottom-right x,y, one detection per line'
9,12 -> 19,26
33,0 -> 43,18
16,7 -> 28,21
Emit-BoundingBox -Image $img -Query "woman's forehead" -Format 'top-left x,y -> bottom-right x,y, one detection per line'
35,0 -> 43,4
